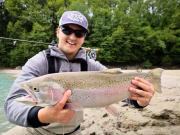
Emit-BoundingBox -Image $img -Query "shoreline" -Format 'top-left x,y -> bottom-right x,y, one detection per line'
0,69 -> 21,77
0,69 -> 21,73
0,68 -> 180,74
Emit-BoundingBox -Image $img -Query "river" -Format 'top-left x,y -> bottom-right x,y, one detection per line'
0,73 -> 15,133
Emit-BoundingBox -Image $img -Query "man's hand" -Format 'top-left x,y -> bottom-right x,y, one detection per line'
128,77 -> 155,107
38,90 -> 75,124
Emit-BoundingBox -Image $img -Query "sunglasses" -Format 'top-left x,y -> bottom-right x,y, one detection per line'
60,25 -> 87,38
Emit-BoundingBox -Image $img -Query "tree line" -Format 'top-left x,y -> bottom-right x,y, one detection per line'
0,0 -> 179,68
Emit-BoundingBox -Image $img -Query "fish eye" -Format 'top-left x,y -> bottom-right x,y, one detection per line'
33,87 -> 39,92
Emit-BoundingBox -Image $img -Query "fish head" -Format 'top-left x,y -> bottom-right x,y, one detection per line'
18,80 -> 65,106
19,81 -> 38,102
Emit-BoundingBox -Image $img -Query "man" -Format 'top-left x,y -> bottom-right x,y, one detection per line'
4,11 -> 155,135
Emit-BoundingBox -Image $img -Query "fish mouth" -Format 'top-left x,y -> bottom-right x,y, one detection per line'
20,82 -> 37,102
15,95 -> 37,105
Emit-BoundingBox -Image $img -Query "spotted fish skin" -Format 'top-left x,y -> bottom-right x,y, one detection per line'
16,68 -> 163,107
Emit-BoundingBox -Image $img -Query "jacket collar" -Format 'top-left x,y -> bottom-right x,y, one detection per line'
49,45 -> 87,61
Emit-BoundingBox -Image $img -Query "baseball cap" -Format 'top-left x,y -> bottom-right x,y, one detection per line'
59,11 -> 88,32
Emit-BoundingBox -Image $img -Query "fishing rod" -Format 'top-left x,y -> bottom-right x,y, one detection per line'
0,36 -> 53,45
0,36 -> 99,60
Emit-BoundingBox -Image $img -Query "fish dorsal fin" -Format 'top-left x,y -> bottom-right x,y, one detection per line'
102,68 -> 122,74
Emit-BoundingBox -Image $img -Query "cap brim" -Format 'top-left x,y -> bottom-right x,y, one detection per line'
60,22 -> 88,32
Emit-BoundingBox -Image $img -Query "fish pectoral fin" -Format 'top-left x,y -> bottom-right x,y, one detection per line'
105,104 -> 119,116
102,68 -> 122,74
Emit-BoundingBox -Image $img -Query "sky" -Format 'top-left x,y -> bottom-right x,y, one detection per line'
0,0 -> 4,3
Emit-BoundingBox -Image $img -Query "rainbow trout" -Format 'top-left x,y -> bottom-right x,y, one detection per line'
16,68 -> 163,108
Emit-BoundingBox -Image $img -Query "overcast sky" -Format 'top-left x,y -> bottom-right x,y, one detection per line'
0,0 -> 4,3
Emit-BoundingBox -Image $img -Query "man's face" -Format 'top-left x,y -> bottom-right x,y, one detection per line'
57,24 -> 86,59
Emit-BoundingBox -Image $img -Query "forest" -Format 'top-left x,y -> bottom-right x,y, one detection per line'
0,0 -> 179,68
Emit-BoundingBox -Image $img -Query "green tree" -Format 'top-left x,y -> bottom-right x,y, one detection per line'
0,0 -> 179,68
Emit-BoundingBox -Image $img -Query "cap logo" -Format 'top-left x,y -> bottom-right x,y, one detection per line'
59,11 -> 88,31
67,13 -> 84,24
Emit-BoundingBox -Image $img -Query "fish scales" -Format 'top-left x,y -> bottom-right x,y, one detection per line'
47,72 -> 120,90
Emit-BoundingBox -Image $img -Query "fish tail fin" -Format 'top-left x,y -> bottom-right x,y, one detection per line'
149,68 -> 164,93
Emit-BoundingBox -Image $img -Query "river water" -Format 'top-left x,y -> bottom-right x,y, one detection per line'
0,73 -> 15,133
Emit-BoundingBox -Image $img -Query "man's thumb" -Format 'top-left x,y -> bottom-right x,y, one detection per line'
58,90 -> 71,109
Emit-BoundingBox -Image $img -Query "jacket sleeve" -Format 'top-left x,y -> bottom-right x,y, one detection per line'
4,51 -> 48,127
87,58 -> 107,71
128,99 -> 144,108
